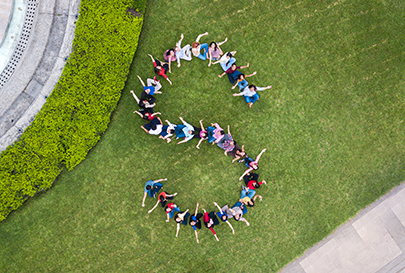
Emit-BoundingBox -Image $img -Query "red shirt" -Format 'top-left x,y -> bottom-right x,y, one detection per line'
247,180 -> 263,190
225,66 -> 240,74
203,212 -> 216,235
153,61 -> 168,79
166,202 -> 175,213
158,192 -> 167,202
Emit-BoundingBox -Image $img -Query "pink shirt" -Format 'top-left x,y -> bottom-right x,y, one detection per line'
164,50 -> 176,62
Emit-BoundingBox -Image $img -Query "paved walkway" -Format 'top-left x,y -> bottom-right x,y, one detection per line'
0,0 -> 13,45
281,182 -> 405,273
0,0 -> 80,151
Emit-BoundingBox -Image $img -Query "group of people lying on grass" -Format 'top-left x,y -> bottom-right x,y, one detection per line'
141,168 -> 267,243
131,32 -> 272,108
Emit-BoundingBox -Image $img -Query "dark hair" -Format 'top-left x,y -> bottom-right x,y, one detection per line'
248,84 -> 257,91
146,185 -> 152,190
175,214 -> 182,223
221,215 -> 228,222
226,52 -> 233,58
219,130 -> 225,135
166,49 -> 174,56
247,200 -> 255,207
204,221 -> 211,228
154,67 -> 161,74
169,129 -> 175,134
237,74 -> 245,80
209,42 -> 218,51
253,182 -> 260,189
165,205 -> 172,212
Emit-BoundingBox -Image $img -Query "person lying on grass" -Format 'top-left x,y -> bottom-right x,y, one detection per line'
174,33 -> 192,67
240,186 -> 263,207
207,38 -> 227,67
231,72 -> 257,91
215,125 -> 237,155
212,51 -> 237,71
233,84 -> 272,108
213,202 -> 235,234
141,178 -> 167,207
243,172 -> 267,190
175,209 -> 190,238
202,208 -> 220,241
137,74 -> 162,95
230,144 -> 248,161
165,202 -> 180,222
218,63 -> 250,84
163,48 -> 176,74
148,53 -> 172,85
189,203 -> 203,244
209,123 -> 225,144
196,120 -> 209,149
229,201 -> 250,226
191,32 -> 209,60
148,191 -> 178,213
239,148 -> 267,180
174,117 -> 208,145
130,90 -> 156,118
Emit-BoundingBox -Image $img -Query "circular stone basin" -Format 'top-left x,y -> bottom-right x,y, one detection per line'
0,0 -> 14,45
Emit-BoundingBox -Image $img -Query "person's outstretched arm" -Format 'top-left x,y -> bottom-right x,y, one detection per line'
148,54 -> 155,63
252,195 -> 263,202
231,81 -> 239,90
199,120 -> 205,132
240,63 -> 250,69
226,221 -> 235,234
195,32 -> 208,43
213,202 -> 223,214
255,148 -> 267,163
148,200 -> 160,213
196,138 -> 205,149
243,218 -> 250,226
194,230 -> 199,244
214,234 -> 219,241
256,86 -> 272,92
166,213 -> 170,222
168,59 -> 172,73
137,75 -> 145,86
142,192 -> 148,207
154,178 -> 167,183
239,168 -> 253,181
218,71 -> 226,78
245,71 -> 257,78
176,223 -> 180,237
194,203 -> 199,216
227,125 -> 231,135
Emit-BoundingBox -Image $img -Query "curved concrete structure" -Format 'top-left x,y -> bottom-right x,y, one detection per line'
0,0 -> 80,151
0,0 -> 13,45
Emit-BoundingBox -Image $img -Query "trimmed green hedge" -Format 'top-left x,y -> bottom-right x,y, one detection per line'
0,0 -> 145,221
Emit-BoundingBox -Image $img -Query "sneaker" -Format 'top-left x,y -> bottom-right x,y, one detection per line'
238,159 -> 244,163
153,192 -> 157,198
153,76 -> 157,82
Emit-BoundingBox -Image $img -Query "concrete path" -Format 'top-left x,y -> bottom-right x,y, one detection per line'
0,0 -> 80,151
0,0 -> 13,45
281,182 -> 405,273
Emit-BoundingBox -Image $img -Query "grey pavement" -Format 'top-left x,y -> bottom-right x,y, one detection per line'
0,0 -> 80,151
0,0 -> 13,45
281,182 -> 405,273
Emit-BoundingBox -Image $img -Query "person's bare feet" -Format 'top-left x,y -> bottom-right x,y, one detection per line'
248,102 -> 253,108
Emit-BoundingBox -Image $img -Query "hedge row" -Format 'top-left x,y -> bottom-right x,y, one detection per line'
0,0 -> 146,221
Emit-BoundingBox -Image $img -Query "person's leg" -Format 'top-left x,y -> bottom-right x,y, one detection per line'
247,189 -> 256,199
251,93 -> 260,104
151,182 -> 163,196
182,44 -> 192,60
131,92 -> 140,104
201,43 -> 208,60
155,59 -> 162,67
163,63 -> 169,72
175,125 -> 186,138
146,78 -> 154,87
241,189 -> 249,199
240,80 -> 249,91
244,96 -> 252,104
221,57 -> 236,71
242,206 -> 248,215
154,81 -> 162,91
147,189 -> 154,198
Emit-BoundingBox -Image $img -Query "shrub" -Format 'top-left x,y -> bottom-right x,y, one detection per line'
0,0 -> 145,221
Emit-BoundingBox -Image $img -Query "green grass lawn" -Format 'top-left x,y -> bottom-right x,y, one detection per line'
1,0 -> 405,272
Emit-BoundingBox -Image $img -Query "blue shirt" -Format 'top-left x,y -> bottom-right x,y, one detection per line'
144,85 -> 156,95
182,122 -> 195,142
144,180 -> 155,192
216,211 -> 228,222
